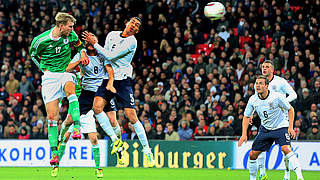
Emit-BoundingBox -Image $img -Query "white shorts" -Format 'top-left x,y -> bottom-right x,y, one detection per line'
68,111 -> 97,134
41,71 -> 76,104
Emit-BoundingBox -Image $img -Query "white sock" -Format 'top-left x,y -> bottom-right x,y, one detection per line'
284,156 -> 290,179
132,121 -> 150,154
113,123 -> 121,139
95,111 -> 118,142
249,159 -> 257,180
257,151 -> 266,176
286,151 -> 303,179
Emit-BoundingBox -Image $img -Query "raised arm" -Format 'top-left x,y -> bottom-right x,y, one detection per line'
71,31 -> 89,65
82,31 -> 133,62
94,43 -> 131,62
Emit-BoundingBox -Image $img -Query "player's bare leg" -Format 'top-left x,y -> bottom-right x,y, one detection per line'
58,113 -> 73,143
281,145 -> 304,180
125,108 -> 154,167
46,99 -> 60,166
248,150 -> 262,180
64,81 -> 81,139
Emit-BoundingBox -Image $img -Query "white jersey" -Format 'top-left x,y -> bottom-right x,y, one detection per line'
254,75 -> 297,102
244,91 -> 291,130
94,31 -> 137,80
71,51 -> 105,92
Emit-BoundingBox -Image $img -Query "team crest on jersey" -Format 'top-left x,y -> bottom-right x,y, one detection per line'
63,38 -> 69,44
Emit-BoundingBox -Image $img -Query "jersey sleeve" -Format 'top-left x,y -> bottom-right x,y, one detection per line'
244,97 -> 254,117
94,34 -> 136,63
281,78 -> 297,102
29,35 -> 45,72
70,31 -> 84,53
277,93 -> 291,111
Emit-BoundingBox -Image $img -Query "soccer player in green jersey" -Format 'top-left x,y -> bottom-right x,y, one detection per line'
29,12 -> 89,167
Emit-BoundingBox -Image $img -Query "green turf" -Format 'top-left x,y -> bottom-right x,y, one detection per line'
0,167 -> 317,180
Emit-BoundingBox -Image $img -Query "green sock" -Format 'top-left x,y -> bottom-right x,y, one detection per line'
48,120 -> 59,155
67,94 -> 80,128
58,142 -> 66,162
92,144 -> 100,169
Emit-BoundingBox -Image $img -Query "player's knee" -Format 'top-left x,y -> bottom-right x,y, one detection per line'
47,113 -> 58,121
90,135 -> 98,145
281,146 -> 291,155
64,82 -> 76,96
93,106 -> 103,114
125,109 -> 137,122
249,151 -> 258,160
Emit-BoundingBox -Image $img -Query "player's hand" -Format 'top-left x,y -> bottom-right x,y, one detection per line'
248,115 -> 253,125
80,51 -> 89,66
238,135 -> 247,147
82,31 -> 98,45
288,128 -> 296,139
106,84 -> 117,93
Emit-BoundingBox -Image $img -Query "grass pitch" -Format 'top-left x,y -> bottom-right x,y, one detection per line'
0,167 -> 318,180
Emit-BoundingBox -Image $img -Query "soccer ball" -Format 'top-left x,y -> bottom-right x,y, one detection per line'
204,2 -> 226,20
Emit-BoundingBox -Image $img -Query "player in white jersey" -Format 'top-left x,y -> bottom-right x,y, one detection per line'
53,43 -> 120,178
83,17 -> 155,167
239,75 -> 304,180
252,60 -> 297,180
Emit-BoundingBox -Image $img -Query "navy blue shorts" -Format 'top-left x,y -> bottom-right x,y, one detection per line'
78,90 -> 95,115
80,89 -> 116,115
113,78 -> 136,109
252,126 -> 291,152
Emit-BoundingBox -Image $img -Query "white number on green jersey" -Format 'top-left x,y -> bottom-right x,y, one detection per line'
56,47 -> 61,53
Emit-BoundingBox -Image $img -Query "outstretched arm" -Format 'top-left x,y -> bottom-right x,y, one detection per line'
82,31 -> 131,62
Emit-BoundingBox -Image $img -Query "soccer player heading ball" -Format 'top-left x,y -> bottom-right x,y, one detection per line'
29,12 -> 89,168
82,17 -> 155,167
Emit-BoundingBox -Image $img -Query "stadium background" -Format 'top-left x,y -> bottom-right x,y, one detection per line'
0,0 -> 319,177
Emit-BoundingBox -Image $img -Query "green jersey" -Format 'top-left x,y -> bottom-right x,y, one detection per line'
29,27 -> 84,72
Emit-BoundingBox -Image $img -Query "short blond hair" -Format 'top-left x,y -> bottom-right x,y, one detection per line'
55,12 -> 76,26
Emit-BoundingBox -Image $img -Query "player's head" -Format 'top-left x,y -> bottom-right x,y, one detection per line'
255,75 -> 269,94
123,17 -> 142,36
55,12 -> 76,36
261,60 -> 274,77
84,41 -> 96,55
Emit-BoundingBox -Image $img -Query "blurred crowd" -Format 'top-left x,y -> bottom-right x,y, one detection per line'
0,0 -> 319,141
